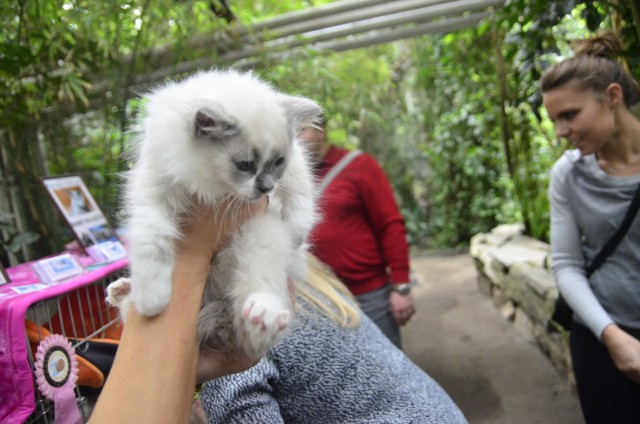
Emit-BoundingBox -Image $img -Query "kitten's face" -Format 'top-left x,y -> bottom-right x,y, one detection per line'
173,103 -> 293,202
227,147 -> 288,200
140,70 -> 322,203
200,110 -> 292,201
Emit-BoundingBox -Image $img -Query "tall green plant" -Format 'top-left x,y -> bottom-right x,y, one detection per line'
414,29 -> 510,247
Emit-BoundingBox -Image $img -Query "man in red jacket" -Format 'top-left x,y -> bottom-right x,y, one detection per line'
299,115 -> 415,349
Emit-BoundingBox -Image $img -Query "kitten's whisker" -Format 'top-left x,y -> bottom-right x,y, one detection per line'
215,193 -> 244,243
211,201 -> 230,250
223,193 -> 239,222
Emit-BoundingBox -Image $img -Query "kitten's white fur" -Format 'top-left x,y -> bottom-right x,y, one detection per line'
108,69 -> 321,358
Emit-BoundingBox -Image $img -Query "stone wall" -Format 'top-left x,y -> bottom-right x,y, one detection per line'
469,223 -> 574,385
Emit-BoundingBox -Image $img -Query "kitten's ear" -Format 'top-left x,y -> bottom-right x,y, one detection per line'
195,107 -> 240,139
279,95 -> 323,133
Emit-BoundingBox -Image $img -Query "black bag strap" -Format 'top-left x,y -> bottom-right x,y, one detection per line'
586,182 -> 640,277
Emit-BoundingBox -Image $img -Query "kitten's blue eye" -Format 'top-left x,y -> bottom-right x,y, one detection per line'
275,157 -> 285,167
236,161 -> 255,172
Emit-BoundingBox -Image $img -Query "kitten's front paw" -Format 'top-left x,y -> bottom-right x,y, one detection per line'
242,293 -> 291,330
106,277 -> 132,306
240,293 -> 291,356
132,283 -> 172,317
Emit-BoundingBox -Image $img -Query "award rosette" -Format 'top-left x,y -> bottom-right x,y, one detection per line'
34,334 -> 83,424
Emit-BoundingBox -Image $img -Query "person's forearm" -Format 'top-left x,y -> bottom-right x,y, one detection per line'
554,268 -> 613,339
90,199 -> 267,423
601,323 -> 640,384
90,253 -> 209,423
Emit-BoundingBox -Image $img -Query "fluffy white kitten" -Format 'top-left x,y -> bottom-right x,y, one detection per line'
107,69 -> 321,358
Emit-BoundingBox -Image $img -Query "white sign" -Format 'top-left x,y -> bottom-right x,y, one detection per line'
32,253 -> 84,285
86,240 -> 128,264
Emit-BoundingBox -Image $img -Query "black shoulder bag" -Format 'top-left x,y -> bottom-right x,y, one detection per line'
549,182 -> 640,331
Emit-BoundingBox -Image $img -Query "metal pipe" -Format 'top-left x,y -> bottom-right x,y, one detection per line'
257,0 -> 505,51
233,12 -> 491,67
46,1 -> 506,115
249,0 -> 393,32
259,0 -> 457,39
317,12 -> 491,52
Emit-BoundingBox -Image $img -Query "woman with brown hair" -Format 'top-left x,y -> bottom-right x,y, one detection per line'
542,30 -> 640,423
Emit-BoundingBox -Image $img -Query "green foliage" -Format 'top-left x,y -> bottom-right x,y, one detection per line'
0,0 -> 384,257
0,212 -> 39,257
499,1 -> 640,109
495,0 -> 640,241
414,28 -> 510,247
260,44 -> 432,247
2,0 -> 639,261
502,103 -> 564,241
0,0 -> 337,258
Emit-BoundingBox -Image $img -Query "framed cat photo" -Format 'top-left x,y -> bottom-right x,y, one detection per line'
41,174 -> 119,252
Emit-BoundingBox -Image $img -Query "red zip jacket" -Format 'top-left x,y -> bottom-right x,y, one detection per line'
309,146 -> 410,295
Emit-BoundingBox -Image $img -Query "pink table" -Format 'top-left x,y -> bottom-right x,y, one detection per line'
0,255 -> 128,424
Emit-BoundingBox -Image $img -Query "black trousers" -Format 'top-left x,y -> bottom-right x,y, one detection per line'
570,322 -> 640,424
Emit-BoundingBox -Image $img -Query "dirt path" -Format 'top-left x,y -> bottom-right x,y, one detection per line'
402,253 -> 583,424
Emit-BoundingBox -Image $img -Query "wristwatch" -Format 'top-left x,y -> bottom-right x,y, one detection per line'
391,283 -> 411,295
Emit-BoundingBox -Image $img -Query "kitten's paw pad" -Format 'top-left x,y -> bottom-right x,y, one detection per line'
132,285 -> 172,317
106,278 -> 131,306
242,293 -> 291,332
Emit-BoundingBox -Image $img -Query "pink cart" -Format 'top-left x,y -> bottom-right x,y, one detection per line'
0,255 -> 127,424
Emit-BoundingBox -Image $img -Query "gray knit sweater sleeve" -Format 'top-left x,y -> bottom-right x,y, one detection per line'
550,149 -> 640,338
200,297 -> 467,424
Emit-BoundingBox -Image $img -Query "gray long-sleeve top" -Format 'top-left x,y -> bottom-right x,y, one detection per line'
550,149 -> 640,339
200,290 -> 467,423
